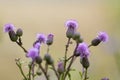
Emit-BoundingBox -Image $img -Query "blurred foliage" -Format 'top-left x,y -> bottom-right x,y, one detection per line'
114,52 -> 120,73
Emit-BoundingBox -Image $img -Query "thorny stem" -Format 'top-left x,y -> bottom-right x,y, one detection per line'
88,44 -> 92,48
64,43 -> 79,80
39,64 -> 49,80
84,68 -> 88,80
45,45 -> 49,75
28,61 -> 35,80
28,64 -> 31,80
16,41 -> 28,53
47,45 -> 50,53
45,62 -> 48,74
52,64 -> 60,80
16,60 -> 27,80
81,67 -> 85,80
66,54 -> 74,61
64,38 -> 71,70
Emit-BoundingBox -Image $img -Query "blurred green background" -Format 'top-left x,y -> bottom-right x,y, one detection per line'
0,0 -> 120,80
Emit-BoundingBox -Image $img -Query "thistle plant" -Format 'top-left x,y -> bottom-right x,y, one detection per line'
4,20 -> 109,80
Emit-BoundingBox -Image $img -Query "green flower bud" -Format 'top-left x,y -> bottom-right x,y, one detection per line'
44,53 -> 51,61
44,53 -> 54,65
47,58 -> 54,65
8,30 -> 18,42
72,32 -> 80,40
91,38 -> 101,46
80,57 -> 90,69
66,28 -> 75,38
57,61 -> 64,74
46,34 -> 54,46
35,56 -> 42,64
77,37 -> 83,43
16,28 -> 23,37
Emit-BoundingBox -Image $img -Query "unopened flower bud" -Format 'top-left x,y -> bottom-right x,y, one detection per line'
80,57 -> 90,69
77,37 -> 83,43
46,34 -> 54,45
57,61 -> 64,74
72,32 -> 80,40
44,53 -> 51,61
28,61 -> 32,68
47,58 -> 54,65
8,30 -> 18,42
35,56 -> 42,64
66,27 -> 75,38
91,38 -> 101,46
16,28 -> 23,37
44,53 -> 54,65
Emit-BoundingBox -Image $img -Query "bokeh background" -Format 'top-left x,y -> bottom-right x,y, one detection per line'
0,0 -> 120,80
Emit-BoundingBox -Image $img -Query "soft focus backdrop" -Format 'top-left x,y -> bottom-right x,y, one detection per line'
0,0 -> 120,80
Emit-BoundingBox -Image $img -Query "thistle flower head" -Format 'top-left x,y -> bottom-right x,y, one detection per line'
46,33 -> 54,45
101,77 -> 109,80
65,19 -> 78,29
27,48 -> 39,60
36,33 -> 46,43
97,31 -> 108,42
4,23 -> 15,32
77,42 -> 90,58
65,19 -> 78,38
57,61 -> 64,74
33,42 -> 41,50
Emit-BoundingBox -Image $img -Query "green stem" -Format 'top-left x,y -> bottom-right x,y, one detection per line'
88,44 -> 92,48
16,62 -> 27,80
28,61 -> 35,80
64,43 -> 79,80
84,68 -> 88,80
47,45 -> 50,53
39,64 -> 49,80
64,38 -> 71,70
66,54 -> 74,61
52,64 -> 60,80
45,62 -> 48,74
16,41 -> 28,53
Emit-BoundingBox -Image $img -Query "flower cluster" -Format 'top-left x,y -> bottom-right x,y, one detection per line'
4,19 -> 109,80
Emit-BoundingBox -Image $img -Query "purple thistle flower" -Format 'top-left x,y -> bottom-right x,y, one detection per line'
33,42 -> 41,50
36,33 -> 46,43
57,61 -> 64,73
97,31 -> 109,42
46,33 -> 54,45
65,20 -> 78,38
27,48 -> 39,60
101,77 -> 109,80
65,19 -> 78,28
76,42 -> 90,58
3,23 -> 15,32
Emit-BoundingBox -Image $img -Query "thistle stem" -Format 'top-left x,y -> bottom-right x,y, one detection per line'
84,68 -> 88,80
16,41 -> 28,53
16,61 -> 27,80
52,64 -> 60,80
64,38 -> 71,70
64,43 -> 79,80
39,64 -> 49,80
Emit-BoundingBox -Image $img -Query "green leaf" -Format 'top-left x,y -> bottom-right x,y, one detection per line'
68,72 -> 71,80
70,68 -> 76,71
79,71 -> 83,79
